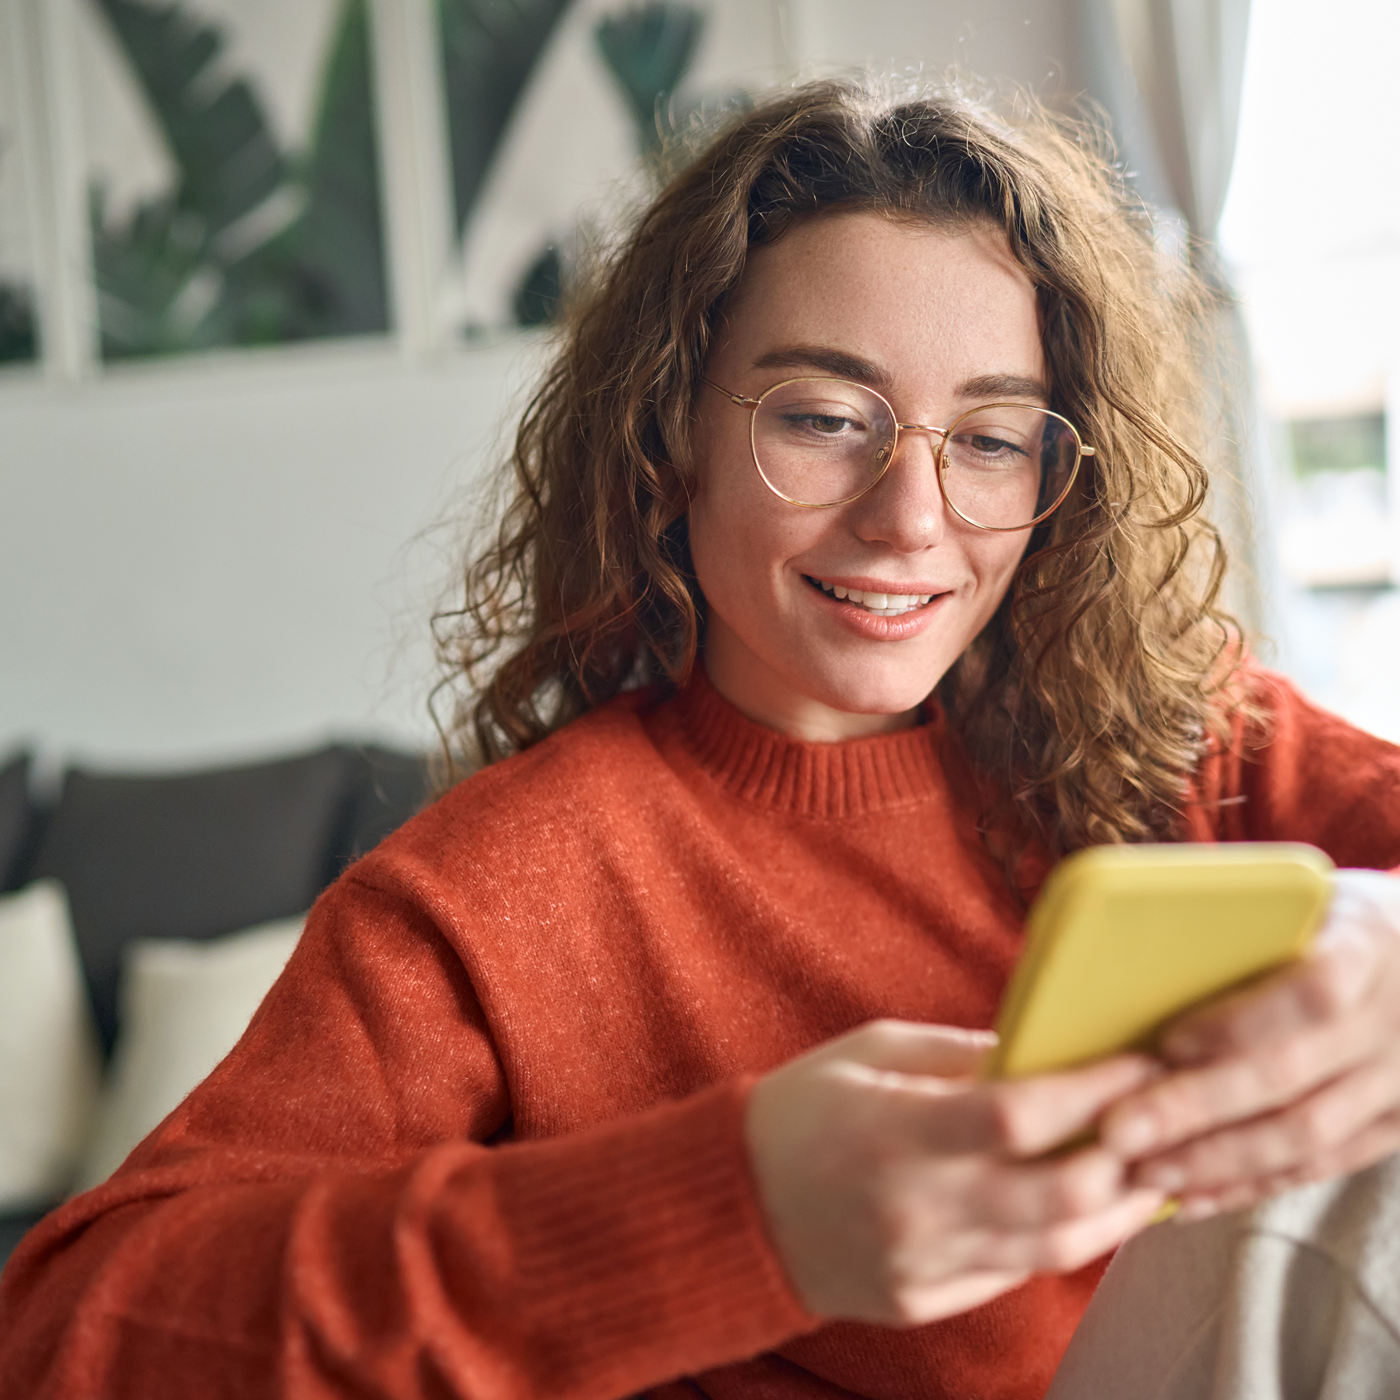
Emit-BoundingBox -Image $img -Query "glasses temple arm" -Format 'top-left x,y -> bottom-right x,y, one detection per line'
701,376 -> 761,407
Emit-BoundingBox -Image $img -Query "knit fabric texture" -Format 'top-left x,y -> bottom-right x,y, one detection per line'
3,668 -> 1399,1400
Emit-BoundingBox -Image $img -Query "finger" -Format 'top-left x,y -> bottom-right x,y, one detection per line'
1153,1105 -> 1400,1218
879,1053 -> 1159,1157
972,1147 -> 1128,1230
1291,1106 -> 1400,1182
972,1188 -> 1166,1276
1161,940 -> 1383,1066
1174,1179 -> 1267,1221
1133,1048 -> 1400,1193
1102,1016 -> 1384,1158
849,1054 -> 1155,1158
975,1055 -> 1163,1157
834,1019 -> 999,1079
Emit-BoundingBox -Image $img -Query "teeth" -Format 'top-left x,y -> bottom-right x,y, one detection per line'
812,578 -> 935,614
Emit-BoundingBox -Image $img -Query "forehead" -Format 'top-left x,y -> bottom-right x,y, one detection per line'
716,211 -> 1044,396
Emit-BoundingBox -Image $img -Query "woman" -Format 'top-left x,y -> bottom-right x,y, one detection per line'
4,80 -> 1400,1400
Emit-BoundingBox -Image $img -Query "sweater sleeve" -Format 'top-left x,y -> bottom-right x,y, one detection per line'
1188,668 -> 1400,869
0,873 -> 814,1400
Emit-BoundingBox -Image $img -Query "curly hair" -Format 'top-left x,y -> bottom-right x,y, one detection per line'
435,77 -> 1245,857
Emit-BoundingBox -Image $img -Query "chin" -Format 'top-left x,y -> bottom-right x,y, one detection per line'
800,665 -> 945,720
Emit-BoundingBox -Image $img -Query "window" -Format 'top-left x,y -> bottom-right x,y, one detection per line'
1278,413 -> 1389,590
1221,0 -> 1400,738
0,2 -> 40,364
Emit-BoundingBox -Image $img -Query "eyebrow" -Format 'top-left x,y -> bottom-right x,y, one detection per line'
752,344 -> 894,390
750,346 -> 1048,405
955,373 -> 1049,403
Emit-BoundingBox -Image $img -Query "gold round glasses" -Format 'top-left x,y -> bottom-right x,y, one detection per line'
704,376 -> 1093,531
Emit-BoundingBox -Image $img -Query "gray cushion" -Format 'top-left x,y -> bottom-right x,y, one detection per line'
0,752 -> 32,893
29,748 -> 356,1053
0,1204 -> 51,1272
332,743 -> 433,870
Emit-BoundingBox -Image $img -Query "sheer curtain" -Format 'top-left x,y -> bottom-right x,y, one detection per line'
1077,0 -> 1280,645
1082,0 -> 1251,234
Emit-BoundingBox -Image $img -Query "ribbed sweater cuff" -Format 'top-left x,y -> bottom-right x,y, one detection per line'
434,1076 -> 817,1396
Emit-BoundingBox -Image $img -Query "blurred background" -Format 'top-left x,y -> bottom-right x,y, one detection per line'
1,0 -> 1396,769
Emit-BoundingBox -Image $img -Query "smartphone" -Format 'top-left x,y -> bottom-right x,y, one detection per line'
985,842 -> 1335,1079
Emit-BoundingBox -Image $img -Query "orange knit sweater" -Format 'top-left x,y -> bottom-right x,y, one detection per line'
4,670 -> 1400,1400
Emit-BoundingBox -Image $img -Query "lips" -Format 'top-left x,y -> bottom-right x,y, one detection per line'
806,575 -> 939,617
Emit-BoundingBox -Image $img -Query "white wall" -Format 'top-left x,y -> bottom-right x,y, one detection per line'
0,338 -> 543,767
795,0 -> 1081,90
0,0 -> 1080,771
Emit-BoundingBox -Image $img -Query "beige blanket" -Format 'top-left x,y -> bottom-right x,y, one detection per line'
1048,1153 -> 1400,1398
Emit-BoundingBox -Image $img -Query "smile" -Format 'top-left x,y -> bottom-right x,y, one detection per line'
806,576 -> 938,617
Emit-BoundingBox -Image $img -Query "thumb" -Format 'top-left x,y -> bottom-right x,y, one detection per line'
827,1019 -> 997,1079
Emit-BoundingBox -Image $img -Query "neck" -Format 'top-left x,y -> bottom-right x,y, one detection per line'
702,622 -> 919,744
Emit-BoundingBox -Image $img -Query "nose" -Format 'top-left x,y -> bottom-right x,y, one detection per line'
849,425 -> 948,553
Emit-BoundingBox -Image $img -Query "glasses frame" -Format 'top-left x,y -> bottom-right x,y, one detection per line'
703,375 -> 1094,531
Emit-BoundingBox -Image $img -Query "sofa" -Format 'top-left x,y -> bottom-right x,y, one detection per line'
0,740 -> 434,1270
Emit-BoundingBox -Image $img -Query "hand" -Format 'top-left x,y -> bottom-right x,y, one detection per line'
1102,870 -> 1400,1220
744,1020 -> 1165,1326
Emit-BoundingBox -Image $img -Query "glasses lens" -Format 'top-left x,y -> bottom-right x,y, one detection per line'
940,405 -> 1080,529
752,379 -> 896,506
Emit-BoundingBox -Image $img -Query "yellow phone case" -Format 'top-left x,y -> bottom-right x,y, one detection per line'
986,842 -> 1335,1079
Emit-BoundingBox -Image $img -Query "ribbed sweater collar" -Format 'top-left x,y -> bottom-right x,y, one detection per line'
662,670 -> 952,819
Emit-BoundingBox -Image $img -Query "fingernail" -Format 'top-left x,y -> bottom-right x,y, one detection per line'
1109,1113 -> 1158,1155
1178,1198 -> 1220,1222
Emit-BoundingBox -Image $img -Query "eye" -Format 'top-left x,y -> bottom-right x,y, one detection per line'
772,408 -> 868,442
951,431 -> 1029,462
778,408 -> 862,431
974,434 -> 1019,453
808,413 -> 853,434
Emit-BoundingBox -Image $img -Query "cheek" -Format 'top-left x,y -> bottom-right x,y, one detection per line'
685,495 -> 727,606
687,491 -> 772,616
985,534 -> 1029,580
687,437 -> 813,599
685,458 -> 732,579
689,491 -> 828,613
968,533 -> 1030,612
687,465 -> 762,639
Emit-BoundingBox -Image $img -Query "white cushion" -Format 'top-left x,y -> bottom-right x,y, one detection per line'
76,915 -> 303,1190
0,881 -> 101,1209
